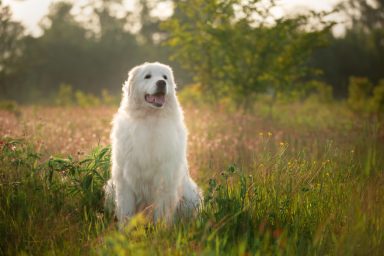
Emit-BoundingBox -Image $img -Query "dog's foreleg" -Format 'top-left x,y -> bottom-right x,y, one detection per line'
104,179 -> 116,214
115,182 -> 136,227
177,175 -> 202,217
153,191 -> 178,224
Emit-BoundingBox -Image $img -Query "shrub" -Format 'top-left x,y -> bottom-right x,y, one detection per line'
178,83 -> 216,107
101,89 -> 119,106
55,84 -> 118,107
0,138 -> 112,254
347,77 -> 384,117
306,80 -> 334,103
55,83 -> 74,106
75,90 -> 101,107
370,79 -> 384,115
0,99 -> 21,116
347,77 -> 373,113
46,146 -> 111,214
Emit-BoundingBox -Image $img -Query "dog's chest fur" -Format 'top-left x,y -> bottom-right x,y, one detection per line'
129,116 -> 185,171
112,112 -> 186,197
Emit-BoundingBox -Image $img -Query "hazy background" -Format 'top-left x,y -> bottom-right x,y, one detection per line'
3,0 -> 345,36
0,0 -> 383,103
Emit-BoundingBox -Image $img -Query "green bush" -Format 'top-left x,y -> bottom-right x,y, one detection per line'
306,80 -> 334,103
75,90 -> 101,107
54,84 -> 118,107
46,146 -> 111,213
101,89 -> 119,106
347,77 -> 384,117
55,83 -> 74,106
0,100 -> 21,116
0,138 -> 112,255
370,79 -> 384,115
347,77 -> 372,113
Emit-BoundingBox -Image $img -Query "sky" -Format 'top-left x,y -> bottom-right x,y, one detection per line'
3,0 -> 346,36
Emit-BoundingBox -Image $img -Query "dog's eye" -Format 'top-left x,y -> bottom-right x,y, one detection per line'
163,75 -> 167,80
144,74 -> 151,79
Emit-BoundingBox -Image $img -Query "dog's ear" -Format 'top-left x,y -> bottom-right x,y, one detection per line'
123,65 -> 141,96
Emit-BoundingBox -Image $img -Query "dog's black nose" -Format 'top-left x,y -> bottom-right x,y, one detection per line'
156,80 -> 166,90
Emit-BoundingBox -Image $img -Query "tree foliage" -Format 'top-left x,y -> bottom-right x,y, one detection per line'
347,77 -> 384,117
15,1 -> 143,101
0,0 -> 383,103
0,2 -> 24,98
311,0 -> 384,97
162,0 -> 333,108
340,0 -> 384,31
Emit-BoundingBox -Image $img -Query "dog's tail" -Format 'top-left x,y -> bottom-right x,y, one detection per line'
104,179 -> 115,214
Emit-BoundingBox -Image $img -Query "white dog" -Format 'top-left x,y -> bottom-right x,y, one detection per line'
105,62 -> 202,225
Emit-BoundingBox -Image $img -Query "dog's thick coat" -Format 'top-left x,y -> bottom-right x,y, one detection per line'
105,62 -> 202,224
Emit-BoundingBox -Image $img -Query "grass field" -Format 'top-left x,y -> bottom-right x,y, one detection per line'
0,100 -> 383,255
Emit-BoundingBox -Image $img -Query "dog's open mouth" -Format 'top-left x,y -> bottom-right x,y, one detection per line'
145,92 -> 165,108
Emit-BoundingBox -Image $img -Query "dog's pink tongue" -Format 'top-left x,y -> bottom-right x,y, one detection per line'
146,94 -> 165,105
154,95 -> 165,105
146,95 -> 156,103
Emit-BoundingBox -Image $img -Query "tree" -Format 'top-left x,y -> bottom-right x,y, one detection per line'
163,0 -> 333,108
17,2 -> 93,100
310,0 -> 384,97
340,0 -> 384,85
340,0 -> 384,31
87,0 -> 144,93
0,2 -> 24,99
16,1 -> 143,101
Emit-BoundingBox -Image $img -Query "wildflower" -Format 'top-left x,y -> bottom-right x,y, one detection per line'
268,132 -> 272,137
273,228 -> 283,239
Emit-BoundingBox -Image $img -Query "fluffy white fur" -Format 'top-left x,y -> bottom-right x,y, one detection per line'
105,62 -> 202,225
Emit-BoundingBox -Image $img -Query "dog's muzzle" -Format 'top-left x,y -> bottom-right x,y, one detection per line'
145,80 -> 167,108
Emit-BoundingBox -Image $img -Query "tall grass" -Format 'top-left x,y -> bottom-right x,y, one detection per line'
0,139 -> 112,255
100,126 -> 383,255
0,100 -> 383,255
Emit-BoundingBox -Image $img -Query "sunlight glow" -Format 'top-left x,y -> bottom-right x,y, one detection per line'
3,0 -> 345,36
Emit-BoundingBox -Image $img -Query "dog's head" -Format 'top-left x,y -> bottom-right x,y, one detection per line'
123,62 -> 176,109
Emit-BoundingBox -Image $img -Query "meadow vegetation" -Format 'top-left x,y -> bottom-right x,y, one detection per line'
0,91 -> 383,254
